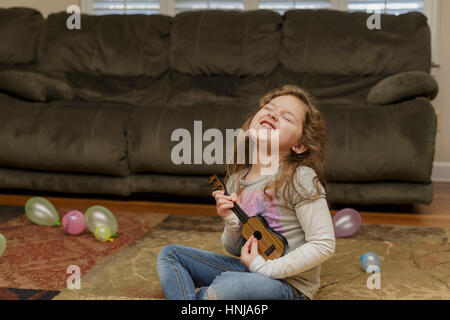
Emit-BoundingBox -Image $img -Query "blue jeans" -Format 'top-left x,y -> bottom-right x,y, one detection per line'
156,244 -> 309,300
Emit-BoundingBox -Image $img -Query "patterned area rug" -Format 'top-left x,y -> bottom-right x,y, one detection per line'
55,215 -> 450,300
0,205 -> 168,296
1,205 -> 449,300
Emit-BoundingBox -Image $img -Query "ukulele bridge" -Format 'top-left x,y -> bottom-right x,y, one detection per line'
264,245 -> 276,257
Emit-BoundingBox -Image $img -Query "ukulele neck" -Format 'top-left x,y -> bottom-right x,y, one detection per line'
231,204 -> 249,224
210,174 -> 249,224
224,191 -> 248,224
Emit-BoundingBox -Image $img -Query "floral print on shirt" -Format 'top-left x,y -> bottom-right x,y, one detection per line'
239,189 -> 284,234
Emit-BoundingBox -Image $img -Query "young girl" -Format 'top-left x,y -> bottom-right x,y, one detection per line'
157,84 -> 335,300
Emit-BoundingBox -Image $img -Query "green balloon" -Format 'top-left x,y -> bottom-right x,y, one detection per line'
25,197 -> 60,227
85,205 -> 118,236
0,233 -> 6,256
94,225 -> 111,242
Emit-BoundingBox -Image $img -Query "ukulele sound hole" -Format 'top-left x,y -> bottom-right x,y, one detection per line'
253,231 -> 262,240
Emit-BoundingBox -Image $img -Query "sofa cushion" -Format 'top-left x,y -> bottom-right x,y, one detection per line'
0,93 -> 132,177
131,173 -> 220,197
280,9 -> 431,76
169,9 -> 281,77
367,71 -> 439,105
127,103 -> 252,175
0,167 -> 131,196
326,181 -> 433,205
321,98 -> 436,183
0,7 -> 44,65
37,12 -> 171,77
166,68 -> 287,108
63,72 -> 171,107
285,71 -> 385,105
0,70 -> 74,102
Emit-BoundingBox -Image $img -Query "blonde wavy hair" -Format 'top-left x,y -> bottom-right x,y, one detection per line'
225,84 -> 327,205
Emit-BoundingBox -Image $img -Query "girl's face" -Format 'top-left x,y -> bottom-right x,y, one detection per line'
248,95 -> 309,157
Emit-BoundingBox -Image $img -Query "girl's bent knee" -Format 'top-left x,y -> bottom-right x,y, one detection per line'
207,271 -> 240,300
157,244 -> 181,261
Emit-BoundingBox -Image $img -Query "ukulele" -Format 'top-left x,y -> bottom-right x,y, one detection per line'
209,174 -> 288,260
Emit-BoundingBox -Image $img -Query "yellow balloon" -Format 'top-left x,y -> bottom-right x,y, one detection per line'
94,225 -> 111,242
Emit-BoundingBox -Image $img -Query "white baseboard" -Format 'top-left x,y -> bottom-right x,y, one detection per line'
432,161 -> 450,182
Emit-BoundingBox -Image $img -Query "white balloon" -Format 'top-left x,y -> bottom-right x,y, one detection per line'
85,206 -> 118,235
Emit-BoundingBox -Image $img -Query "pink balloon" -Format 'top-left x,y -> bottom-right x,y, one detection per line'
62,210 -> 86,235
333,208 -> 361,238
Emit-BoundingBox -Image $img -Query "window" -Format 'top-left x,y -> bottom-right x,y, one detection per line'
259,1 -> 331,14
87,0 -> 426,16
92,0 -> 160,15
174,0 -> 244,14
347,0 -> 423,15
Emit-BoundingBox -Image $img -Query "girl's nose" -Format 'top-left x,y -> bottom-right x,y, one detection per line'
268,111 -> 278,121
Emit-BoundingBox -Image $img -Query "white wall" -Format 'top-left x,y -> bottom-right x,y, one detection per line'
433,0 -> 450,162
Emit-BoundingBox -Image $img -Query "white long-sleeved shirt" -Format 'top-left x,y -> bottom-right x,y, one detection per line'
221,165 -> 336,300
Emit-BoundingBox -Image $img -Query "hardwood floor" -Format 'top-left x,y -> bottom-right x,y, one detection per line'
0,182 -> 449,228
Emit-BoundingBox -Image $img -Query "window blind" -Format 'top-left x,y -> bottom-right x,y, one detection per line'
174,1 -> 244,14
91,0 -> 424,16
259,1 -> 331,14
93,0 -> 160,15
347,0 -> 423,15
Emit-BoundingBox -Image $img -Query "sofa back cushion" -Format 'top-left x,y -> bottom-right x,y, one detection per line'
37,12 -> 171,77
0,7 -> 43,65
169,9 -> 281,77
280,9 -> 431,76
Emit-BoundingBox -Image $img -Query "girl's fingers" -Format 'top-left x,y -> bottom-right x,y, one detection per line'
219,203 -> 234,212
251,237 -> 258,253
214,193 -> 233,202
212,190 -> 224,197
230,193 -> 240,205
213,191 -> 237,206
217,198 -> 233,207
243,235 -> 253,250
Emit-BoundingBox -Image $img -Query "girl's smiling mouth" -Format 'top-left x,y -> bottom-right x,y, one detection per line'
260,120 -> 277,130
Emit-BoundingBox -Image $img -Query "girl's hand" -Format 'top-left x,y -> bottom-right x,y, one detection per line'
240,235 -> 260,268
212,190 -> 239,219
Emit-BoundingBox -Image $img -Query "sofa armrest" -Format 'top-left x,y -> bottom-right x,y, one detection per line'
0,70 -> 74,102
367,71 -> 438,105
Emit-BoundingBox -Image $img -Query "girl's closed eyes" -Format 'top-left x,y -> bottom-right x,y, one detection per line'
262,105 -> 296,124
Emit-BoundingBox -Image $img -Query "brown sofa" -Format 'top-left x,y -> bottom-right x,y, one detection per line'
0,7 -> 439,205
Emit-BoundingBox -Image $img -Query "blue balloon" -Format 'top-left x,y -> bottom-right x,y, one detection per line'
361,252 -> 381,273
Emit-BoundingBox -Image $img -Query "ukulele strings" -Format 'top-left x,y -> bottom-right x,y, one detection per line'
231,194 -> 275,252
229,202 -> 275,252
